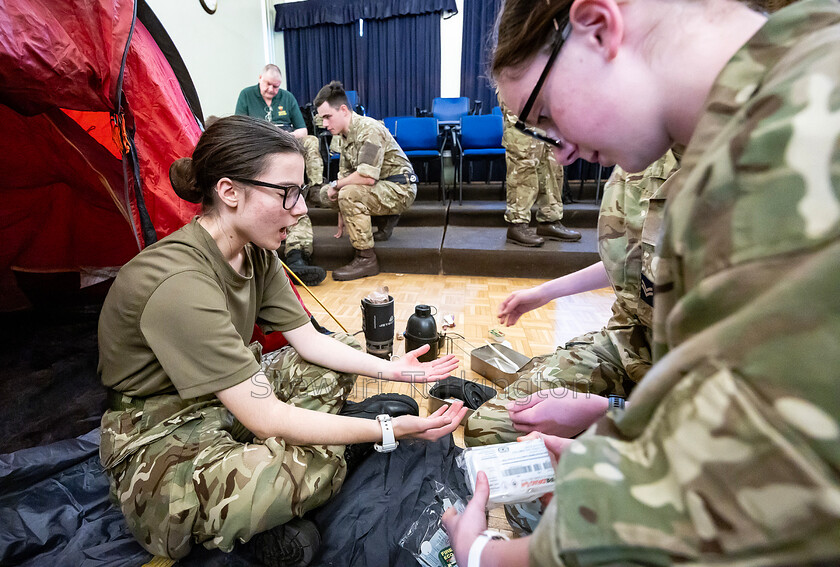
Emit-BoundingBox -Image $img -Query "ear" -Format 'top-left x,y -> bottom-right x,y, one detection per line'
569,0 -> 624,61
215,177 -> 241,209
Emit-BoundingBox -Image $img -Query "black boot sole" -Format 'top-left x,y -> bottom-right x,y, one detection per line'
253,518 -> 321,567
290,265 -> 327,286
505,238 -> 545,247
537,234 -> 582,242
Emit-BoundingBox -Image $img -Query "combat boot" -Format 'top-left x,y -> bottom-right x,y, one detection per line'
506,223 -> 545,247
373,214 -> 400,241
251,518 -> 321,567
332,248 -> 380,281
536,221 -> 581,242
284,249 -> 327,286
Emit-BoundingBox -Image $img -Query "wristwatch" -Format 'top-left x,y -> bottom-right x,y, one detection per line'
329,180 -> 338,189
468,530 -> 509,567
607,394 -> 626,411
373,414 -> 398,453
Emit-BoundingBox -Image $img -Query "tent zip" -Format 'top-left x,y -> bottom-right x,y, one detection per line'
114,0 -> 158,250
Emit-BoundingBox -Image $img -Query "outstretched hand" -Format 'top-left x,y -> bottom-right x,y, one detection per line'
507,387 -> 609,438
386,343 -> 459,383
497,286 -> 549,327
394,400 -> 467,442
442,470 -> 490,567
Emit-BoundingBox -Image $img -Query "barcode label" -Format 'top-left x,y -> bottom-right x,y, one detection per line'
503,465 -> 533,476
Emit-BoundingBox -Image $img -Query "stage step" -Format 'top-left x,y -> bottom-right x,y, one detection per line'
306,183 -> 602,279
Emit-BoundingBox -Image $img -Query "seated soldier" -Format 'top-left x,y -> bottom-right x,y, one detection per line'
314,81 -> 417,281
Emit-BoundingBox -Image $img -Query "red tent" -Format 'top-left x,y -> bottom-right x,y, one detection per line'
0,0 -> 203,310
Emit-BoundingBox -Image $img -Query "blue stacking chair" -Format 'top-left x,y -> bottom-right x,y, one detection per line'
383,116 -> 413,137
431,97 -> 471,182
457,114 -> 505,204
432,97 -> 470,125
491,106 -> 502,116
394,117 -> 446,201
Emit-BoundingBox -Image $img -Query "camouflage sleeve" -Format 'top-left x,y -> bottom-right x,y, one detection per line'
354,128 -> 385,179
530,14 -> 840,564
530,239 -> 840,565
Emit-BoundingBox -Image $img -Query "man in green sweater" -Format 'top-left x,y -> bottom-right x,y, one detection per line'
236,64 -> 326,286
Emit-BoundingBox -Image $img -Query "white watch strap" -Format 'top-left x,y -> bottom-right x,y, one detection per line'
374,414 -> 398,452
468,530 -> 509,567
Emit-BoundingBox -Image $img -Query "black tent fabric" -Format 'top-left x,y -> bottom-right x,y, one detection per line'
309,434 -> 469,566
0,430 -> 151,567
1,430 -> 471,566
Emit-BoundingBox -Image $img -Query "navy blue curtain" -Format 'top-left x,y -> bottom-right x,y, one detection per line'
283,22 -> 360,107
363,13 -> 441,118
275,0 -> 456,29
279,0 -> 453,117
460,0 -> 501,113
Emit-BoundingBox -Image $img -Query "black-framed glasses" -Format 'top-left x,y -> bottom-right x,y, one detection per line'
230,177 -> 309,210
514,18 -> 572,148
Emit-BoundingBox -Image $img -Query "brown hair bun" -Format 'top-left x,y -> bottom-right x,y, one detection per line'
169,157 -> 202,203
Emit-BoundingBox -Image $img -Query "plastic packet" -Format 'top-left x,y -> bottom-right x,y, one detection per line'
365,285 -> 390,304
399,482 -> 466,567
457,438 -> 554,505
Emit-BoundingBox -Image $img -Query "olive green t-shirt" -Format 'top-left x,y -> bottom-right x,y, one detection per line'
98,218 -> 311,398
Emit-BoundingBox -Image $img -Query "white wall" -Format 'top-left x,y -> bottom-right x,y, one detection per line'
148,0 -> 463,118
145,0 -> 277,119
440,0 -> 463,97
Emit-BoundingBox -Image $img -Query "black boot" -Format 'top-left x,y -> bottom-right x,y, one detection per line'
285,249 -> 327,286
339,393 -> 419,419
251,518 -> 321,567
340,394 -> 419,474
373,215 -> 400,241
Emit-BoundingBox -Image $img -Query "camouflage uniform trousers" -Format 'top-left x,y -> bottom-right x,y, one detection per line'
464,324 -> 651,534
99,333 -> 360,559
284,214 -> 314,255
301,135 -> 324,186
502,126 -> 565,225
319,181 -> 416,250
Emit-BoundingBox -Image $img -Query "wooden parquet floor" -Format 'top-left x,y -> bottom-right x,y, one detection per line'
302,271 -> 615,536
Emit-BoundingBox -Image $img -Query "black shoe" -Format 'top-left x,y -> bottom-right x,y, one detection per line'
429,376 -> 496,410
252,518 -> 321,567
284,249 -> 327,286
373,214 -> 400,242
339,393 -> 419,420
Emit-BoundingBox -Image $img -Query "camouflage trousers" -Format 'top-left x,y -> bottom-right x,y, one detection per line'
464,325 -> 651,534
99,333 -> 360,559
319,181 -> 416,250
502,127 -> 564,225
285,214 -> 314,255
301,135 -> 324,186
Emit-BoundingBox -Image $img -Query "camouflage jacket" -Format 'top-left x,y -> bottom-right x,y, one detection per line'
531,1 -> 840,565
338,112 -> 412,181
594,151 -> 680,385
